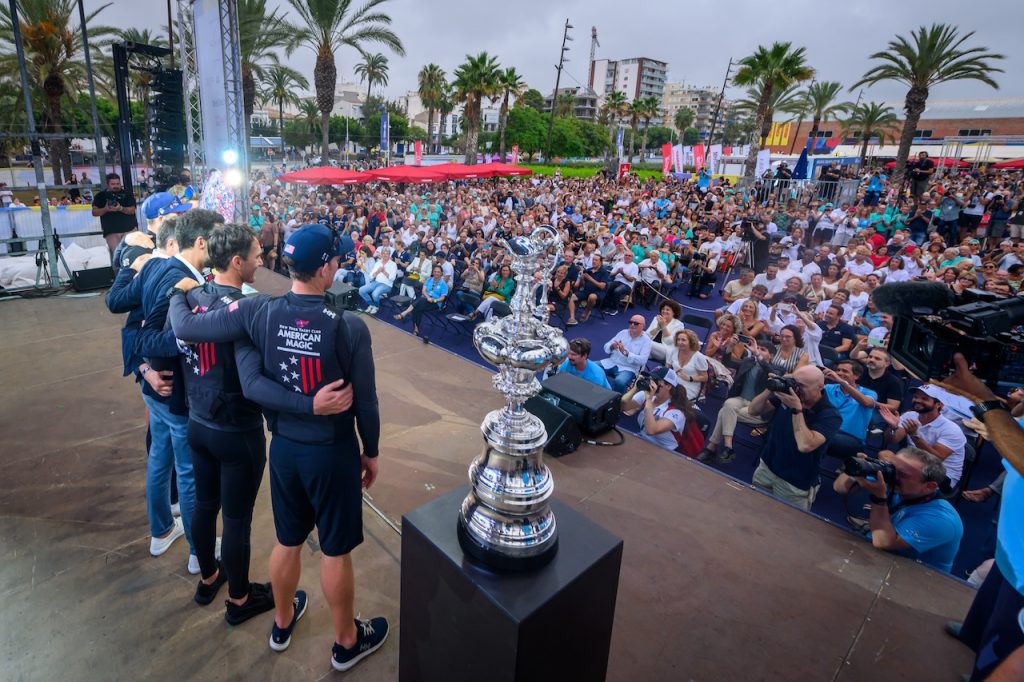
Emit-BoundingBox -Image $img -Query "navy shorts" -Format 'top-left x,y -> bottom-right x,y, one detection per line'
268,433 -> 364,556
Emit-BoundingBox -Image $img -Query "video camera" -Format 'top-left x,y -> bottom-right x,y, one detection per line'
843,457 -> 896,490
874,281 -> 1024,388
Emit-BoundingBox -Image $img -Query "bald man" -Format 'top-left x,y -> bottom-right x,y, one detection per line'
746,365 -> 843,510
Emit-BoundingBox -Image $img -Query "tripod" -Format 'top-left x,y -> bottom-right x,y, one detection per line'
34,232 -> 73,289
721,239 -> 753,292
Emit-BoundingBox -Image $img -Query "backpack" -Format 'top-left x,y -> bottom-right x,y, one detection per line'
674,418 -> 706,458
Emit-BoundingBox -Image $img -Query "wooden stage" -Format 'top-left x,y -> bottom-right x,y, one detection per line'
0,271 -> 976,681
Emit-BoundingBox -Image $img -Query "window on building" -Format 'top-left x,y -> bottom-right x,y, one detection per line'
813,130 -> 834,138
957,129 -> 992,137
913,129 -> 933,138
851,130 -> 862,139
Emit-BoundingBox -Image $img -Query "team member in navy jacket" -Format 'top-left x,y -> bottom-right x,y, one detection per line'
135,209 -> 223,575
167,224 -> 387,672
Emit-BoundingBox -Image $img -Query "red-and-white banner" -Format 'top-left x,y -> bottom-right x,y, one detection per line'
693,144 -> 706,171
618,162 -> 631,179
511,144 -> 520,164
661,144 -> 672,174
414,140 -> 422,165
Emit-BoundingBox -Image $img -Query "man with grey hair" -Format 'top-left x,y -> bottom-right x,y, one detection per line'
833,446 -> 964,573
357,246 -> 397,314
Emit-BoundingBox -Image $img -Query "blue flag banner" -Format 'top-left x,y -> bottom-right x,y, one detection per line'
380,111 -> 390,151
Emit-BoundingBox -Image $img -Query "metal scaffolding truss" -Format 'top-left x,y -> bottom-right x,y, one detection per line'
177,0 -> 204,175
218,0 -> 250,225
938,135 -> 1024,169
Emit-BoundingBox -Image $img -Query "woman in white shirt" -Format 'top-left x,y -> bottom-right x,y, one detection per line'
879,255 -> 911,283
668,329 -> 710,401
400,251 -> 434,298
619,367 -> 693,452
645,300 -> 686,364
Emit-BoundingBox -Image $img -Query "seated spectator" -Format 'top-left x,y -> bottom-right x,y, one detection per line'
645,300 -> 685,364
878,384 -> 967,487
466,264 -> 515,320
770,324 -> 809,373
668,329 -> 710,401
400,250 -> 433,298
357,246 -> 397,313
620,367 -> 695,452
604,251 -> 639,312
454,257 -> 485,314
736,300 -> 767,340
577,254 -> 610,321
698,339 -> 775,463
393,264 -> 448,337
637,248 -> 673,305
599,314 -> 652,392
752,262 -> 786,296
822,360 -> 877,460
547,263 -> 578,325
555,338 -> 612,390
767,276 -> 809,310
817,304 -> 857,360
721,268 -> 754,308
746,365 -> 843,510
705,313 -> 740,362
833,447 -> 964,573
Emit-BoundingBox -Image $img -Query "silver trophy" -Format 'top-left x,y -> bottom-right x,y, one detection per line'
457,225 -> 568,570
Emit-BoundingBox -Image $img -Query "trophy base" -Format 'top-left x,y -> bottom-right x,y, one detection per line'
456,518 -> 558,572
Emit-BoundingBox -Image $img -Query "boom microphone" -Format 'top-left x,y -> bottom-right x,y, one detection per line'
872,281 -> 954,317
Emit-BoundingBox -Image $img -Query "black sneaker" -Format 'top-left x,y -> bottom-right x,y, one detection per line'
194,562 -> 228,606
269,590 -> 308,652
225,582 -> 276,626
331,617 -> 390,672
719,447 -> 736,464
696,448 -> 715,463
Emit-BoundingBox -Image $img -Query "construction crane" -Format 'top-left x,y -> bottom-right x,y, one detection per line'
588,26 -> 600,88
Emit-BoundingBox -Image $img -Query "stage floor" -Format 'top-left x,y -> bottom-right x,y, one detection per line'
0,273 -> 976,681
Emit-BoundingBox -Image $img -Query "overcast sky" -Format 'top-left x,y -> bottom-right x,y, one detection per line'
104,0 -> 1022,105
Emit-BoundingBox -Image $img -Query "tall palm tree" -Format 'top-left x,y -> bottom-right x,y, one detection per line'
853,24 -> 1004,187
417,63 -> 445,154
494,67 -> 525,161
0,0 -> 114,184
626,99 -> 645,162
238,0 -> 299,146
637,96 -> 661,160
263,65 -> 309,157
673,107 -> 695,133
733,41 -> 815,175
554,91 -> 576,118
839,102 -> 900,167
287,0 -> 405,161
793,80 -> 850,154
452,52 -> 500,165
436,81 -> 455,151
732,82 -> 803,151
601,91 -> 628,158
354,52 -> 389,103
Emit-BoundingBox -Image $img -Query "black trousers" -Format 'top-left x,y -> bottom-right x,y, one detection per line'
410,297 -> 439,326
605,281 -> 631,308
188,421 -> 266,599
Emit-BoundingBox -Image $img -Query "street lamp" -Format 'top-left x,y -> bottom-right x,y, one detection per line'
544,19 -> 573,162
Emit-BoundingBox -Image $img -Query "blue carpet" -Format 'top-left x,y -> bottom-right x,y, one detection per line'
374,277 -> 1001,580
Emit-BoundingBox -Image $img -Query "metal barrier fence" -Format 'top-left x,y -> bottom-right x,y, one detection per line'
736,177 -> 861,207
0,208 -> 108,290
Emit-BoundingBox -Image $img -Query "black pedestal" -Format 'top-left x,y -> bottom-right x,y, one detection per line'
399,486 -> 624,682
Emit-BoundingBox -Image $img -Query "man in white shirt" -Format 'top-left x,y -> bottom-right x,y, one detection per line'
358,247 -> 398,313
605,251 -> 639,312
726,285 -> 771,321
0,182 -> 13,207
638,249 -> 671,295
880,384 -> 967,487
846,247 -> 875,278
774,254 -> 799,283
599,314 -> 653,392
752,263 -> 785,296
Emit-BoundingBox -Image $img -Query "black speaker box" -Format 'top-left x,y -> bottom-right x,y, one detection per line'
540,372 -> 621,436
525,395 -> 582,457
72,266 -> 115,291
326,281 -> 359,310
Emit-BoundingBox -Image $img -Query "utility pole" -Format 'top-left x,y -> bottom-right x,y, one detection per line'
789,76 -> 815,154
706,57 -> 733,150
545,19 -> 573,162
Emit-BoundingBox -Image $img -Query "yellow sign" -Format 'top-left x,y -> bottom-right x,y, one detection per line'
765,122 -> 792,147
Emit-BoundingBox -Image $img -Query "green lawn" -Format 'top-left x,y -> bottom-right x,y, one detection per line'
521,164 -> 668,181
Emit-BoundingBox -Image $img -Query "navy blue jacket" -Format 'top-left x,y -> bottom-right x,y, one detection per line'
105,257 -> 167,377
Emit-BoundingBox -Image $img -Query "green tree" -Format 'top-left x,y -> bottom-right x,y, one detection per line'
436,81 -> 455,151
295,98 -> 320,153
407,125 -> 428,142
263,64 -> 309,156
550,117 -> 584,158
681,128 -> 701,145
504,106 -> 545,160
555,91 -> 576,118
238,0 -> 299,146
495,67 -> 525,160
637,95 -> 661,160
645,126 -> 673,148
793,80 -> 850,154
626,100 -> 644,162
839,102 -> 901,167
282,119 -> 314,150
600,91 -> 629,159
520,88 -> 545,111
452,52 -> 500,164
287,0 -> 405,159
0,0 -> 115,183
571,119 -> 610,157
354,52 -> 389,103
733,41 -> 815,175
673,107 -> 695,132
853,23 -> 1004,186
417,63 -> 445,153
327,115 -> 364,156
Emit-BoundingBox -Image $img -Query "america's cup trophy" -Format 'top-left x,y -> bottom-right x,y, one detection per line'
457,225 -> 568,570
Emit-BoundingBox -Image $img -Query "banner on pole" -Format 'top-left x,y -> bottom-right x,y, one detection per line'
741,144 -> 751,157
615,127 -> 625,158
755,149 -> 771,178
511,144 -> 519,164
708,144 -> 723,173
682,146 -> 693,168
380,111 -> 390,152
661,144 -> 672,174
672,144 -> 683,173
413,140 -> 422,165
693,144 -> 706,171
618,162 -> 631,179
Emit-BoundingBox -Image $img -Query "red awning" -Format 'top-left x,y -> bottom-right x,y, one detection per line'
366,165 -> 448,183
474,162 -> 533,177
424,162 -> 496,179
883,157 -> 968,169
992,158 -> 1024,169
276,166 -> 372,185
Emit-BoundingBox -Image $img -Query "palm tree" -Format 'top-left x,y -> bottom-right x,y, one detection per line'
600,91 -> 628,158
238,0 -> 299,146
555,91 -> 576,118
733,41 -> 815,175
673,107 -> 695,133
264,65 -> 309,157
626,99 -> 645,162
638,96 -> 661,160
0,0 -> 114,184
452,52 -> 500,165
853,24 -> 1004,187
436,81 -> 455,151
839,102 -> 900,167
731,82 -> 803,148
298,98 -> 320,148
793,81 -> 850,155
354,52 -> 389,104
494,67 -> 525,161
287,0 -> 405,161
417,63 -> 445,154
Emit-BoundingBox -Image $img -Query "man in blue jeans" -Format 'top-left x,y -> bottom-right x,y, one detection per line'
356,247 -> 397,313
598,314 -> 652,393
135,209 -> 223,574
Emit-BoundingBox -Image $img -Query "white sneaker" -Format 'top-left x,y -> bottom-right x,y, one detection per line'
171,502 -> 180,517
367,306 -> 378,314
150,517 -> 184,557
188,553 -> 201,575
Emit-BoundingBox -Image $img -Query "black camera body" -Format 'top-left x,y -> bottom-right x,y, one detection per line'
844,457 -> 896,490
635,370 -> 656,393
765,375 -> 800,394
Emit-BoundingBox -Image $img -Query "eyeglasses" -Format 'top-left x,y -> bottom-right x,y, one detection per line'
629,321 -> 643,326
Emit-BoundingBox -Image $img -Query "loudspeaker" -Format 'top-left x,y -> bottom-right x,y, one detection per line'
72,266 -> 115,291
525,395 -> 582,457
326,281 -> 359,310
540,372 -> 621,436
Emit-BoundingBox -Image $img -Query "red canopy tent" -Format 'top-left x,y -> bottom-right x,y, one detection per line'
473,162 -> 533,177
366,165 -> 448,183
883,157 -> 968,169
424,162 -> 496,179
992,158 -> 1024,169
276,166 -> 372,185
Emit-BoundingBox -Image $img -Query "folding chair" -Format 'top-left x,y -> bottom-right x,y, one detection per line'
682,314 -> 713,348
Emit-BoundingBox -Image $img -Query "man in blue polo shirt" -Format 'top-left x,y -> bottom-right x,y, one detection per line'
823,359 -> 877,460
555,338 -> 611,390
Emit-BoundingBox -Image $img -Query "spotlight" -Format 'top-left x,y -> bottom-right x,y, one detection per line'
222,149 -> 239,165
224,168 -> 243,187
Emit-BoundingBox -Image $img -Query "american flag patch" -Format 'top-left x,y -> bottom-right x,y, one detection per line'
284,244 -> 295,254
228,300 -> 240,312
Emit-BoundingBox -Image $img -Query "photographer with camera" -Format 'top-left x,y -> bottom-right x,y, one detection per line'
877,384 -> 966,487
686,249 -> 717,299
832,447 -> 963,573
620,367 -> 695,452
746,366 -> 843,510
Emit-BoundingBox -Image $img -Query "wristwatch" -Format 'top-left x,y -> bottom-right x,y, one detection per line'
166,285 -> 189,299
971,400 -> 1008,420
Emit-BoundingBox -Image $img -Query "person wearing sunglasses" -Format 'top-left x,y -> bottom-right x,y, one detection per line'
598,314 -> 652,393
